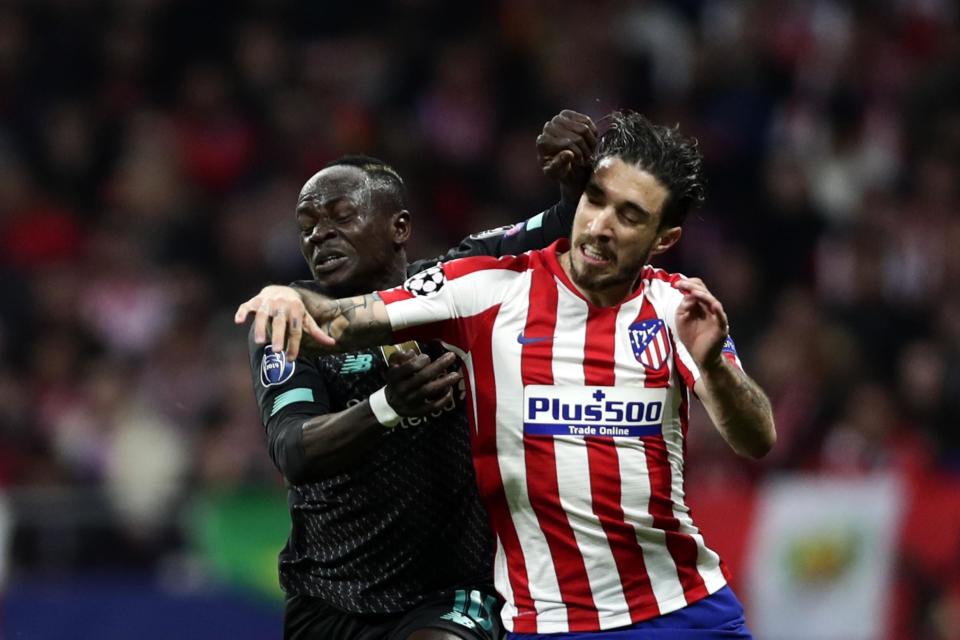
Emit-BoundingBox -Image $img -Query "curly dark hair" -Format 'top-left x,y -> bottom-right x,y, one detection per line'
594,111 -> 705,228
323,154 -> 408,213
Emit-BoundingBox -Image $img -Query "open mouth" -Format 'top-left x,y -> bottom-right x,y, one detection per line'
579,243 -> 613,266
313,254 -> 349,274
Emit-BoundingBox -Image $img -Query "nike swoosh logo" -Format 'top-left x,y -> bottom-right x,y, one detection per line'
517,334 -> 552,345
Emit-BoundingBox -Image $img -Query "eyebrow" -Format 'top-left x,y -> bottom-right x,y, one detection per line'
586,180 -> 651,219
296,195 -> 353,212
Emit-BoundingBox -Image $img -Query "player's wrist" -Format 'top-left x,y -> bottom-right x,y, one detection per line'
369,386 -> 401,428
698,353 -> 727,375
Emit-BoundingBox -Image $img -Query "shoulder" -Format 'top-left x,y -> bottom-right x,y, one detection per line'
382,253 -> 533,305
441,252 -> 532,278
406,252 -> 532,282
639,265 -> 687,303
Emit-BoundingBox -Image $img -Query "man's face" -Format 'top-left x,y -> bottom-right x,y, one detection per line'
296,166 -> 405,297
567,156 -> 680,301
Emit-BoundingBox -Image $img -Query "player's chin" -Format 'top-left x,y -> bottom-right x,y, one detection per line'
575,262 -> 615,284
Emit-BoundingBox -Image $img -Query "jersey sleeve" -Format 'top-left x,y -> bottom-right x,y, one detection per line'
248,325 -> 331,482
405,196 -> 576,274
379,254 -> 528,351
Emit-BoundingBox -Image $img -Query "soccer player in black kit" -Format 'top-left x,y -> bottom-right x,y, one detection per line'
247,111 -> 598,640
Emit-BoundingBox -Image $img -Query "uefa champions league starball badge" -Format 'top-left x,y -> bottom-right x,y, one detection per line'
403,265 -> 446,297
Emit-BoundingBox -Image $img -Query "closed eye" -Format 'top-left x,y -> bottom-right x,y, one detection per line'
619,205 -> 649,224
297,215 -> 316,234
585,183 -> 605,206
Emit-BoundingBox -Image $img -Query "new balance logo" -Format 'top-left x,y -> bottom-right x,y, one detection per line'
517,333 -> 551,345
439,612 -> 476,630
339,354 -> 374,374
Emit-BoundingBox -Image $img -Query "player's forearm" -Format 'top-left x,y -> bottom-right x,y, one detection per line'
697,359 -> 776,459
296,403 -> 388,478
299,290 -> 394,352
270,403 -> 387,483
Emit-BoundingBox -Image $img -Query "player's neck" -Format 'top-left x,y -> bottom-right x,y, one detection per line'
558,250 -> 636,308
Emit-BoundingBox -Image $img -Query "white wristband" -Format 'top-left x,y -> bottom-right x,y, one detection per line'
369,387 -> 401,428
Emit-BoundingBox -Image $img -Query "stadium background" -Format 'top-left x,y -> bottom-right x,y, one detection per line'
0,0 -> 958,637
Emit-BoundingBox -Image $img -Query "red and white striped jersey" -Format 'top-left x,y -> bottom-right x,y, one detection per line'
379,240 -> 742,634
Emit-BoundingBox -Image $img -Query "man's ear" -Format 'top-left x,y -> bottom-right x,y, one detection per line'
651,226 -> 682,255
392,210 -> 412,245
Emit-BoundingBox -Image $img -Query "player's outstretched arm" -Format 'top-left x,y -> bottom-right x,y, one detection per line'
408,109 -> 597,273
278,349 -> 462,480
235,285 -> 393,360
675,278 -> 776,459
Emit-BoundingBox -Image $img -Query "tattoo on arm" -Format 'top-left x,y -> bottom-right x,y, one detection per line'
319,293 -> 392,349
699,360 -> 776,459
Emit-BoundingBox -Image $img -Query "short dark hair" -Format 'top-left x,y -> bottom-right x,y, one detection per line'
323,154 -> 408,212
594,111 -> 705,228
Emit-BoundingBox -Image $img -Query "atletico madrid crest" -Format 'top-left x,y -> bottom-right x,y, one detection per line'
628,319 -> 671,370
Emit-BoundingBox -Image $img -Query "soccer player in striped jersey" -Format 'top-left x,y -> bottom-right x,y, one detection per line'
238,111 -> 776,639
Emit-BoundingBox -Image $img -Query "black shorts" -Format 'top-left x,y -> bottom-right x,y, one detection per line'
284,587 -> 504,640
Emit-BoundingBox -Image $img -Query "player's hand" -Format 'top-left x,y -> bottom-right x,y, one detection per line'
674,278 -> 729,372
234,285 -> 334,360
537,110 -> 597,200
384,349 -> 462,417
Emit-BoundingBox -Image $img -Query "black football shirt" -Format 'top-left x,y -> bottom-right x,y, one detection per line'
249,200 -> 576,613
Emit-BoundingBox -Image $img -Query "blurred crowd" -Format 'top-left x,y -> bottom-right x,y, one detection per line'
0,0 -> 959,626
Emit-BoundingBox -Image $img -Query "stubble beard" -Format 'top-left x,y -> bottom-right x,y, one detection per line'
568,242 -> 651,299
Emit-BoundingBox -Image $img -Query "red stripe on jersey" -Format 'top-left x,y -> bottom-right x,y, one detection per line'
465,306 -> 538,632
378,287 -> 415,304
674,354 -> 734,587
583,306 -> 659,623
634,300 -> 708,603
641,266 -> 683,287
643,438 -> 708,603
673,353 -> 697,390
442,252 -> 530,279
521,266 -> 600,631
677,365 -> 690,453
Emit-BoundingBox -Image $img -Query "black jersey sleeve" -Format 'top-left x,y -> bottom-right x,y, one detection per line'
247,325 -> 330,482
406,195 -> 577,274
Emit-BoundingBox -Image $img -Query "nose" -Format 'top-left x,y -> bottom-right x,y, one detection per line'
586,205 -> 616,237
307,219 -> 337,243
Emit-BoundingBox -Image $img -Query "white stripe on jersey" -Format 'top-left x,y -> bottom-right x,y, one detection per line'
550,286 -> 634,630
490,276 -> 565,628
